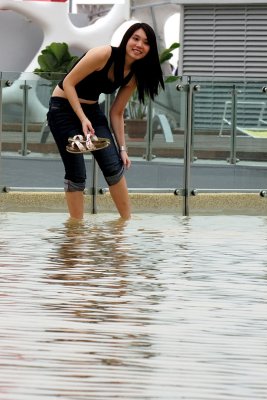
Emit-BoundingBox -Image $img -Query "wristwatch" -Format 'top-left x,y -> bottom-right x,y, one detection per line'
120,145 -> 127,152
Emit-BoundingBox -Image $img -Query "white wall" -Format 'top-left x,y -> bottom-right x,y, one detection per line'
0,11 -> 43,71
0,10 -> 89,72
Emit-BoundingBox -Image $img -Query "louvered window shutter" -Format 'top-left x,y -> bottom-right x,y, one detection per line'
182,5 -> 267,77
181,5 -> 267,131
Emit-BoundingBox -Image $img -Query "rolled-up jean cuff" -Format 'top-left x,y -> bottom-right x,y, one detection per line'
64,179 -> 85,192
106,166 -> 124,186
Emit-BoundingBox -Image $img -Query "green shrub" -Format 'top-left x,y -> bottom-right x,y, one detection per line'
34,42 -> 79,84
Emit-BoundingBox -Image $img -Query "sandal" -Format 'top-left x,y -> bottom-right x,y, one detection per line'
66,134 -> 110,154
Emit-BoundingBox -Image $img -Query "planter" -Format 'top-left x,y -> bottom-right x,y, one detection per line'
125,119 -> 147,139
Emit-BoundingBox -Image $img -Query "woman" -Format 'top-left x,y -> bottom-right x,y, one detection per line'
47,22 -> 164,220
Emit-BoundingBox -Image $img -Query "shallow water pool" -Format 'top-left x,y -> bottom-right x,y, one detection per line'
0,212 -> 267,399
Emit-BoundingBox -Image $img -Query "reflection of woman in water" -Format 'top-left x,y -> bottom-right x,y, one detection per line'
48,217 -> 132,282
44,217 -> 136,323
42,217 -> 162,390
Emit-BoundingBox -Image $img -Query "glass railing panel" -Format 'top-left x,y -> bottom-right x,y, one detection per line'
3,71 -> 267,214
1,72 -> 24,156
189,77 -> 267,215
124,93 -> 147,158
150,81 -> 184,162
2,72 -> 186,215
190,79 -> 233,164
0,72 -> 68,191
124,79 -> 186,188
235,81 -> 267,165
124,78 -> 184,162
1,71 -> 65,157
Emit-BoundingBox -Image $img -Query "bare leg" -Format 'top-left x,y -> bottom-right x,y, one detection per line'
109,176 -> 131,219
65,191 -> 84,220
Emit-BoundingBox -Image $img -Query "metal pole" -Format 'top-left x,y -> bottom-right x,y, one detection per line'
89,94 -> 111,214
144,98 -> 154,161
20,82 -> 31,156
91,157 -> 98,214
104,94 -> 111,125
229,84 -> 238,164
183,81 -> 193,216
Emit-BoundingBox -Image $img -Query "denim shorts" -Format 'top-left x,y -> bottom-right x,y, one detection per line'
47,97 -> 124,189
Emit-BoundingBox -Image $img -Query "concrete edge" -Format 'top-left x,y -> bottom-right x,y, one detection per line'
0,192 -> 267,215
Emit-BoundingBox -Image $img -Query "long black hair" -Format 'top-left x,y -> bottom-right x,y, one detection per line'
115,22 -> 164,103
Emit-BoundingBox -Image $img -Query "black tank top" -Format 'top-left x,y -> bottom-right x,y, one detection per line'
57,46 -> 133,101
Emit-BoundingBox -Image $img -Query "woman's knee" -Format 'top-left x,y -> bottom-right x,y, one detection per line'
105,166 -> 124,186
64,179 -> 86,192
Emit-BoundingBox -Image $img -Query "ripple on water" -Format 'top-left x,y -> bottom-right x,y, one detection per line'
0,212 -> 267,399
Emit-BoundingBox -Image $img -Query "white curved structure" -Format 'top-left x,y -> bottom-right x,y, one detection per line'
0,0 -> 130,121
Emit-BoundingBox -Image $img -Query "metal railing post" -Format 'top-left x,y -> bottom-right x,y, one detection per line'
228,84 -> 238,164
19,81 -> 31,156
183,81 -> 193,216
91,157 -> 98,214
144,98 -> 154,161
89,94 -> 111,214
104,93 -> 111,125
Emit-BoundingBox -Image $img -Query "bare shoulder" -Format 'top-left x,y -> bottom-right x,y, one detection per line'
66,45 -> 113,79
84,45 -> 112,65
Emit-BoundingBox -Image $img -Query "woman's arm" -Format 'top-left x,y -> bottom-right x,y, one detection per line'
109,78 -> 136,169
62,45 -> 112,136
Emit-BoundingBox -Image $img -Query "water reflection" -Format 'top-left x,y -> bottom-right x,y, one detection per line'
40,216 -> 168,398
0,213 -> 267,399
47,217 -> 133,283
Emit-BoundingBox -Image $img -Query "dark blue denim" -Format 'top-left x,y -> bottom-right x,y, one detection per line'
47,97 -> 124,190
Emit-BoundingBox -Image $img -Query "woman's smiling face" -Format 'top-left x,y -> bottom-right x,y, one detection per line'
125,28 -> 150,61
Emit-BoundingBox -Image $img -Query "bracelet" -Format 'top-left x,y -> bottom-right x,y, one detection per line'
119,145 -> 127,152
